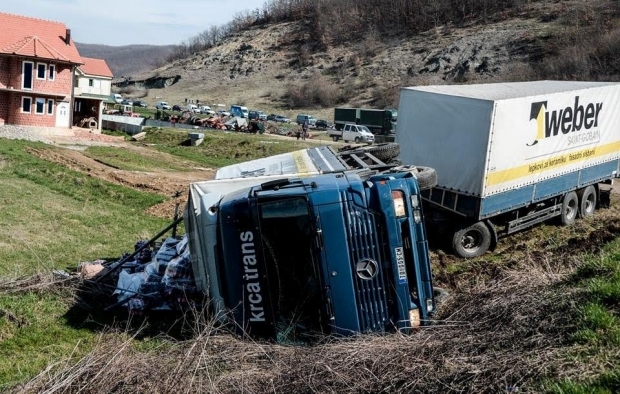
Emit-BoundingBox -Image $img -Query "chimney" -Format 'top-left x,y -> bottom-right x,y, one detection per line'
65,28 -> 71,45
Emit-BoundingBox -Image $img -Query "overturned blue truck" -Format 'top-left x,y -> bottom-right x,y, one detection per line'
184,144 -> 438,338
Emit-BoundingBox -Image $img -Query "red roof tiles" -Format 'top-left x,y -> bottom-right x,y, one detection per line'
80,57 -> 114,78
0,12 -> 82,64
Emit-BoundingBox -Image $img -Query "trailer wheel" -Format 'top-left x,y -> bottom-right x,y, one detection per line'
578,185 -> 597,218
452,221 -> 492,258
363,143 -> 401,162
560,191 -> 579,225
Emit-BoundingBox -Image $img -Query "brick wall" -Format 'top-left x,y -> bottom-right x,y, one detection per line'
0,58 -> 7,88
6,57 -> 73,94
0,56 -> 74,128
0,92 -> 7,126
7,94 -> 56,127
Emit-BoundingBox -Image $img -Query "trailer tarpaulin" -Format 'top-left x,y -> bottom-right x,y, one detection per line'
396,81 -> 620,198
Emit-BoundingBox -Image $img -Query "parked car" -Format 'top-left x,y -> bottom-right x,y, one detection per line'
172,104 -> 182,111
156,101 -> 172,110
314,119 -> 332,129
121,99 -> 133,106
133,100 -> 148,108
267,114 -> 278,121
257,111 -> 267,121
296,114 -> 316,126
274,115 -> 291,123
217,109 -> 231,117
200,105 -> 214,114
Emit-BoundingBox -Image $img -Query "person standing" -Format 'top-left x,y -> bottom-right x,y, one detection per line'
302,119 -> 308,140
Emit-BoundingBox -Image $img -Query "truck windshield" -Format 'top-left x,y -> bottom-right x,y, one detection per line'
257,197 -> 326,338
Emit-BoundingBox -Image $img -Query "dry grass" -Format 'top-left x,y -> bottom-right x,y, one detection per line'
9,252 -> 583,393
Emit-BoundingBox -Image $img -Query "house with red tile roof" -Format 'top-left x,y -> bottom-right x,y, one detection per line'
0,12 -> 113,130
74,57 -> 115,131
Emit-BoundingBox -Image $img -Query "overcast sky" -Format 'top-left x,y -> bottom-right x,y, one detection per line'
3,0 -> 268,46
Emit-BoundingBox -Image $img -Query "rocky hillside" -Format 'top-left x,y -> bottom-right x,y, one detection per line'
114,0 -> 619,120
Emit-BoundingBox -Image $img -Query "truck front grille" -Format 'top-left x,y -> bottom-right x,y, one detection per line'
342,192 -> 388,331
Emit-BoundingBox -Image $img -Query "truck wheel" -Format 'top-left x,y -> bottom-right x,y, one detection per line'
560,191 -> 579,225
578,185 -> 596,218
452,221 -> 492,258
411,166 -> 437,190
355,137 -> 361,143
364,143 -> 400,162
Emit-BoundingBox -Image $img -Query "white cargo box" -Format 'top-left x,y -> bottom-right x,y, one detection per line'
396,81 -> 620,198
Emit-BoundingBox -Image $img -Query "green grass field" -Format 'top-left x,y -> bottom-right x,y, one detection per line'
1,130 -> 620,392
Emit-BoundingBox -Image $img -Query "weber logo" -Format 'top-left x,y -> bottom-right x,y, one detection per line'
239,231 -> 265,322
395,247 -> 407,284
528,96 -> 603,146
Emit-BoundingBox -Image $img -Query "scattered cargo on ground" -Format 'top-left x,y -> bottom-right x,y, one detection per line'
397,80 -> 620,257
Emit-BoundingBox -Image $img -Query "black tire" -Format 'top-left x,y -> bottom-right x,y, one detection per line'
560,191 -> 579,225
363,143 -> 400,162
332,136 -> 339,142
433,287 -> 451,305
355,137 -> 361,143
411,166 -> 437,190
452,221 -> 492,258
578,185 -> 596,218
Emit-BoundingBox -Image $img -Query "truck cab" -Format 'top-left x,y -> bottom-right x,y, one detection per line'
186,146 -> 436,339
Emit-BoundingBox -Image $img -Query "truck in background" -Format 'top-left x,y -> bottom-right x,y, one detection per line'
334,108 -> 397,135
396,81 -> 620,258
185,145 -> 437,338
230,105 -> 249,118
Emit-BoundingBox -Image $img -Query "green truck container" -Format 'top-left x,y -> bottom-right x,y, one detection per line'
334,107 -> 397,136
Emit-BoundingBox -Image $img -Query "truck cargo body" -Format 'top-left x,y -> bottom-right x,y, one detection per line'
185,146 -> 435,338
397,81 -> 620,257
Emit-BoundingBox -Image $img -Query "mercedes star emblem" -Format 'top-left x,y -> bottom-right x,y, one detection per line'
356,259 -> 378,280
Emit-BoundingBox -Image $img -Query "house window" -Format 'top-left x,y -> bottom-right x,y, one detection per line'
47,99 -> 54,115
35,98 -> 45,114
49,65 -> 55,81
88,78 -> 94,87
21,97 -> 32,113
22,61 -> 33,90
37,63 -> 46,80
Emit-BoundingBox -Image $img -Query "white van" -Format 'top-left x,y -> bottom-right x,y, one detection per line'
112,93 -> 123,103
187,104 -> 200,113
155,101 -> 171,110
199,105 -> 214,114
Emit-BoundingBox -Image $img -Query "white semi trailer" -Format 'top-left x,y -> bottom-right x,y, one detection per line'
396,81 -> 620,257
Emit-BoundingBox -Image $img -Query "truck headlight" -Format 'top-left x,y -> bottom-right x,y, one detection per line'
410,194 -> 419,208
392,191 -> 406,217
413,210 -> 422,223
409,309 -> 420,328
